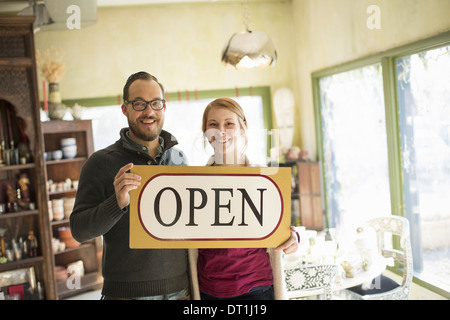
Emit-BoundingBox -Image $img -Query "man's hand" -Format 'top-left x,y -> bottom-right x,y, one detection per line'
113,163 -> 141,210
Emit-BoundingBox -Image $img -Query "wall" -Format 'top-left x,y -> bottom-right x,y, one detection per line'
34,0 -> 450,157
291,0 -> 450,158
34,1 -> 295,109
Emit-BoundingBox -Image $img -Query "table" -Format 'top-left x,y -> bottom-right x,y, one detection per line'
333,255 -> 388,290
283,249 -> 389,299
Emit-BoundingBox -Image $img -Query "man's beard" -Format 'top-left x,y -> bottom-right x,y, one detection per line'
128,117 -> 163,142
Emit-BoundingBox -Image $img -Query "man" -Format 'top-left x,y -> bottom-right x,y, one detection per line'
70,71 -> 189,299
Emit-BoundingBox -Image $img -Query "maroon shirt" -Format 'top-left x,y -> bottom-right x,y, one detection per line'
197,248 -> 273,297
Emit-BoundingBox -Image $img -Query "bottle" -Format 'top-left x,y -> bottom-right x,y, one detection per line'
28,231 -> 38,257
37,281 -> 44,300
21,236 -> 29,259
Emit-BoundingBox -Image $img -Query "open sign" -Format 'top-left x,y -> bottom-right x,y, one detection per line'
130,166 -> 291,248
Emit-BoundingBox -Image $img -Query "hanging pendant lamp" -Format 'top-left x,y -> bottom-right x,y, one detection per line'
221,0 -> 277,70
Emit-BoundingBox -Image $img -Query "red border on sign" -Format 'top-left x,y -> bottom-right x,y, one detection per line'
137,173 -> 285,242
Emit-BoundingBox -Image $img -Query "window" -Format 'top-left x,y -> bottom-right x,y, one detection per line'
164,95 -> 267,166
66,88 -> 271,166
318,63 -> 391,234
396,45 -> 450,290
80,105 -> 128,151
313,33 -> 450,296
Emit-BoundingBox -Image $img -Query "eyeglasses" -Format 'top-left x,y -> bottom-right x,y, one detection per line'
125,98 -> 166,111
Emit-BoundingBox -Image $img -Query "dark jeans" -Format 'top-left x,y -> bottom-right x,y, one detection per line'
200,285 -> 274,300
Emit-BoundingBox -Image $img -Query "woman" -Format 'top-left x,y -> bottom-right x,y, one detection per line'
189,97 -> 298,300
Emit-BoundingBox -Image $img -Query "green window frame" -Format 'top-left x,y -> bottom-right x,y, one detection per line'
59,86 -> 273,132
312,31 -> 450,298
56,86 -> 274,160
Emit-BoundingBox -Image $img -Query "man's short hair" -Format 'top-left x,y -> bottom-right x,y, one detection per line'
123,71 -> 165,102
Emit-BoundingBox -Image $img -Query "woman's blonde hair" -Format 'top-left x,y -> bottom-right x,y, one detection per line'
202,97 -> 248,151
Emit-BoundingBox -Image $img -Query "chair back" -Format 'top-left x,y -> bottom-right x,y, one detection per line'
284,264 -> 339,300
368,216 -> 413,290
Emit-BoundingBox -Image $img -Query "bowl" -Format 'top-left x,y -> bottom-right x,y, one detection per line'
54,266 -> 68,281
58,226 -> 80,248
51,150 -> 63,160
63,197 -> 75,219
60,138 -> 76,148
62,145 -> 77,159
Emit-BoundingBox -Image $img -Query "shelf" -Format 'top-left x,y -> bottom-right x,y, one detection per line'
288,161 -> 324,230
0,162 -> 35,172
56,271 -> 103,299
292,191 -> 321,197
1,15 -> 57,299
51,218 -> 70,227
48,188 -> 77,197
0,256 -> 44,273
45,157 -> 87,165
0,209 -> 39,220
54,243 -> 94,256
0,57 -> 32,67
42,119 -> 101,299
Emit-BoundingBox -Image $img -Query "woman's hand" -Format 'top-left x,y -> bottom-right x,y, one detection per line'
275,226 -> 299,254
113,163 -> 141,210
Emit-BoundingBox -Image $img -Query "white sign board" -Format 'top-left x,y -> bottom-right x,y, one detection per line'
130,166 -> 291,248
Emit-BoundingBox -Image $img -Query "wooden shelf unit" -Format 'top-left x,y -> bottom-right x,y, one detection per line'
0,16 -> 54,299
0,17 -> 102,300
281,161 -> 325,230
41,119 -> 103,299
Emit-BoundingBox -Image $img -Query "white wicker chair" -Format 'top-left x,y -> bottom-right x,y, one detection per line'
343,216 -> 413,300
284,264 -> 339,300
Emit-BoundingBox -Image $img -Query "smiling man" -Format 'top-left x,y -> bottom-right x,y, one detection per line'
70,71 -> 190,300
122,76 -> 166,157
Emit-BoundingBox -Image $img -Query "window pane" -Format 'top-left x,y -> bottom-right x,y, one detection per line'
80,105 -> 128,151
319,63 -> 391,234
79,96 -> 268,167
397,45 -> 450,289
164,96 -> 267,166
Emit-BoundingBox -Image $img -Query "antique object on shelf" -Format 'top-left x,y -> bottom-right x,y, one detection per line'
36,47 -> 67,120
47,83 -> 66,120
58,226 -> 79,248
5,183 -> 18,213
27,230 -> 38,257
17,172 -> 31,209
60,137 -> 77,159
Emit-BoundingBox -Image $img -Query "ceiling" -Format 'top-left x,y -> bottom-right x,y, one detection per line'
0,0 -> 288,13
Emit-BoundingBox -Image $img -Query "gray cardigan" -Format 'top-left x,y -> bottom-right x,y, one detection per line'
70,128 -> 189,298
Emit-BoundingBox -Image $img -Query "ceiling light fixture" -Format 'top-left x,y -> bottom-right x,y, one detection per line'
221,0 -> 277,70
18,0 -> 97,32
18,0 -> 54,30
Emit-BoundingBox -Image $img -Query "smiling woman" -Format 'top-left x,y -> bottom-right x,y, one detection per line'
203,98 -> 248,166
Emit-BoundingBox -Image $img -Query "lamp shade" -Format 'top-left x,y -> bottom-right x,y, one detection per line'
41,0 -> 97,31
18,0 -> 97,32
221,30 -> 277,70
18,1 -> 54,29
